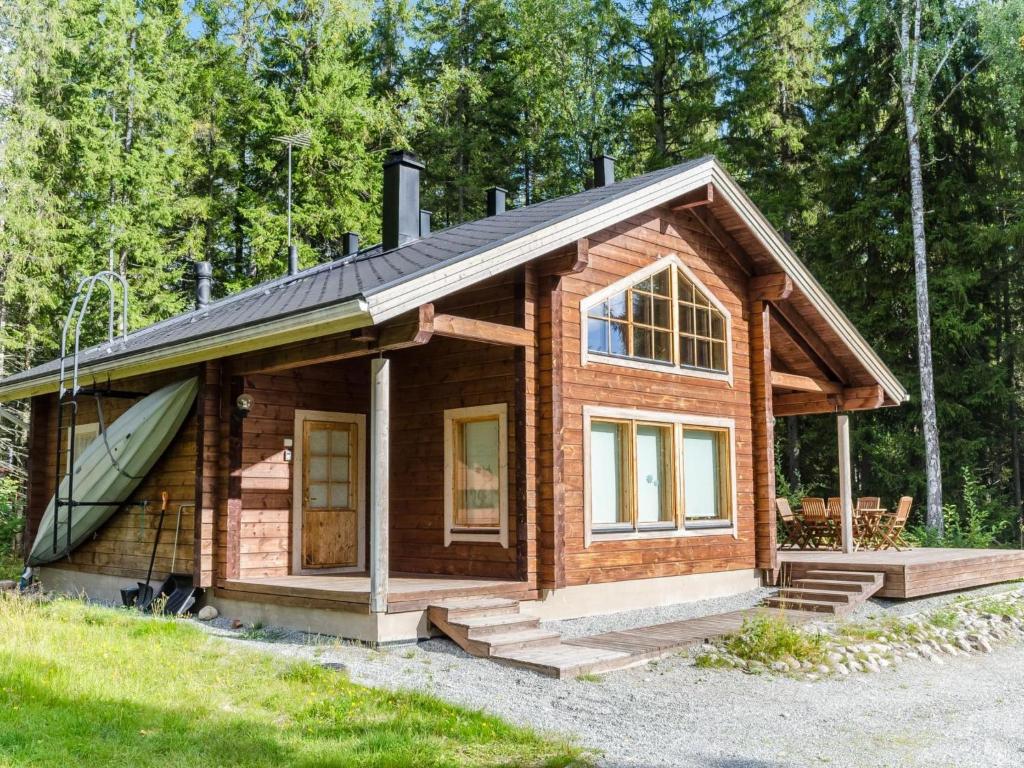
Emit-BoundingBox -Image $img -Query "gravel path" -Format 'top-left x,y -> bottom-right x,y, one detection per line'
198,585 -> 1024,767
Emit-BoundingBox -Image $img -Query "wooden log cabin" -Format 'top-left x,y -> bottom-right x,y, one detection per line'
0,153 -> 909,642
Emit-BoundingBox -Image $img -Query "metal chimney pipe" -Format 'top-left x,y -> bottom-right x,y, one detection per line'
287,244 -> 299,276
592,155 -> 616,187
419,210 -> 432,237
382,149 -> 425,251
342,232 -> 360,256
486,187 -> 507,216
195,261 -> 212,310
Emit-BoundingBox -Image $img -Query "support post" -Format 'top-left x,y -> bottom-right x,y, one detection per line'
369,358 -> 390,614
837,413 -> 854,554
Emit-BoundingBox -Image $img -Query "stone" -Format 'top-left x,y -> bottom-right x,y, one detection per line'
230,618 -> 243,629
864,660 -> 881,674
848,661 -> 864,673
772,661 -> 790,673
905,651 -> 920,660
827,652 -> 844,664
783,656 -> 801,672
815,664 -> 831,675
835,663 -> 850,675
955,637 -> 973,654
197,605 -> 219,621
928,653 -> 944,665
970,635 -> 993,653
941,643 -> 958,656
0,580 -> 16,591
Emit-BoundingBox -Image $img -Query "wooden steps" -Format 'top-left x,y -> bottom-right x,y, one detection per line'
427,597 -> 635,678
764,569 -> 884,615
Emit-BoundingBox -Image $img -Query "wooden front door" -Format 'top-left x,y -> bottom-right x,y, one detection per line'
300,418 -> 361,569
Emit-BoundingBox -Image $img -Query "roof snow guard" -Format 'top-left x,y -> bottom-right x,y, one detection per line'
0,157 -> 908,405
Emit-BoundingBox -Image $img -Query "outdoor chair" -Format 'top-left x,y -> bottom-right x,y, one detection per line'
776,498 -> 807,550
877,496 -> 913,550
856,496 -> 882,511
801,497 -> 838,550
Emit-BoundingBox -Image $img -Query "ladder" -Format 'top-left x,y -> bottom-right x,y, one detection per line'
51,271 -> 137,557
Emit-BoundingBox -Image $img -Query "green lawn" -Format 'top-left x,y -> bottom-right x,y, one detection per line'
0,596 -> 589,767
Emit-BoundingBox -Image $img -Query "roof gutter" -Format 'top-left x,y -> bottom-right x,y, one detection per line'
0,298 -> 371,403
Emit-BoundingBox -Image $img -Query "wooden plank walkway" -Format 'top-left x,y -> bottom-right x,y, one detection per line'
566,607 -> 813,664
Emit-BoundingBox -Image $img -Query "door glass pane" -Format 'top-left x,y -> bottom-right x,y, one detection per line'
307,483 -> 328,509
331,428 -> 351,455
591,421 -> 628,525
454,418 -> 501,528
330,457 -> 350,482
636,425 -> 672,523
309,456 -> 328,482
309,429 -> 329,455
329,483 -> 350,508
684,430 -> 723,521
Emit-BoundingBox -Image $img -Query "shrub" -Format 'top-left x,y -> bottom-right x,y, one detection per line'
721,615 -> 826,666
0,476 -> 25,579
907,467 -> 1012,548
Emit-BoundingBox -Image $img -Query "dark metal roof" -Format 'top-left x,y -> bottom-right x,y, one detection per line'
0,157 -> 711,391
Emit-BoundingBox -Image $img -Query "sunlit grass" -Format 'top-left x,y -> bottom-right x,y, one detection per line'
0,596 -> 590,767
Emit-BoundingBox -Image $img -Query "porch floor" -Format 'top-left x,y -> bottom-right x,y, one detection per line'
221,573 -> 535,613
778,547 -> 1024,599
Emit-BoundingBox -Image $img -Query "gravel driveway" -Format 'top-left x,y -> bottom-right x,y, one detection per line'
204,586 -> 1024,768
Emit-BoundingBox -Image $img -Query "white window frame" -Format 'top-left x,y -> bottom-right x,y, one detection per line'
443,403 -> 509,547
291,409 -> 367,575
583,405 -> 739,547
579,254 -> 734,385
66,422 -> 100,471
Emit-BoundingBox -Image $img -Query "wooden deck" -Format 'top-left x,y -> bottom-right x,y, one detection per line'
221,573 -> 535,613
778,548 -> 1024,599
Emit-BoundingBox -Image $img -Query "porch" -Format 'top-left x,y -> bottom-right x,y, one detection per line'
778,547 -> 1024,599
220,573 -> 536,614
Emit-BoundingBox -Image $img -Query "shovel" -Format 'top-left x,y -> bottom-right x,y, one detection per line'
136,491 -> 168,612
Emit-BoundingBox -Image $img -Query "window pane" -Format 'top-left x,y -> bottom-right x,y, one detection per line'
608,292 -> 628,320
653,331 -> 672,362
591,422 -> 628,525
710,310 -> 725,340
635,276 -> 652,293
712,342 -> 726,371
331,428 -> 351,455
652,297 -> 672,329
329,483 -> 350,508
330,457 -> 350,483
587,317 -> 609,353
454,418 -> 501,528
651,269 -> 670,296
610,321 -> 628,355
633,327 -> 652,358
632,292 -> 651,325
678,275 -> 694,303
696,340 -> 711,368
680,336 -> 695,366
695,308 -> 709,336
307,483 -> 328,509
588,300 -> 608,319
636,425 -> 672,523
694,291 -> 709,308
680,305 -> 694,333
684,430 -> 725,521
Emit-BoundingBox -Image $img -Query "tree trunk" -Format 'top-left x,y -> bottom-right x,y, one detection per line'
899,0 -> 943,534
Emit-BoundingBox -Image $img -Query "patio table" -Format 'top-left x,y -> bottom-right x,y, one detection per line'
853,508 -> 886,550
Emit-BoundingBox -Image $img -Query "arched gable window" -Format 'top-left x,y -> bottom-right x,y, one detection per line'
583,256 -> 730,376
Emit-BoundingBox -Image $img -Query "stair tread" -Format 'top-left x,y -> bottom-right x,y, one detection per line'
779,588 -> 855,601
804,569 -> 882,582
452,614 -> 537,629
765,597 -> 845,609
792,578 -> 867,591
483,628 -> 561,645
494,644 -> 629,665
431,597 -> 520,611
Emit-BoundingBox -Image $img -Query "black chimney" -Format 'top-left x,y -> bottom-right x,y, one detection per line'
420,210 -> 432,237
195,261 -> 212,310
487,187 -> 507,216
382,150 -> 424,251
287,244 -> 299,276
593,155 -> 615,187
342,232 -> 360,256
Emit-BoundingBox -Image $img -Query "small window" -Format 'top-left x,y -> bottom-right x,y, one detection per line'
584,259 -> 730,376
444,404 -> 509,546
588,414 -> 733,538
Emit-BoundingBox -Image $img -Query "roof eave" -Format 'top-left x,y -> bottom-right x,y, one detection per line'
0,298 -> 371,403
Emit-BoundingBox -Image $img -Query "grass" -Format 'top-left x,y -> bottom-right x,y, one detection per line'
928,608 -> 960,630
0,596 -> 590,767
718,615 -> 826,666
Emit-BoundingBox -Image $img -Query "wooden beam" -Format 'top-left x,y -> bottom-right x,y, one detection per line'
749,272 -> 793,301
769,301 -> 850,383
770,370 -> 843,395
837,414 -> 854,554
671,183 -> 714,210
432,313 -> 534,347
229,304 -> 434,374
688,207 -> 753,276
772,384 -> 886,417
369,358 -> 390,614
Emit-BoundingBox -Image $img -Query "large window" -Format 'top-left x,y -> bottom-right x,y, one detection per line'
444,404 -> 509,547
584,259 -> 729,376
588,412 -> 733,538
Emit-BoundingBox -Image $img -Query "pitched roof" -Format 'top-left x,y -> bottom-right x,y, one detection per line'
0,156 -> 908,404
